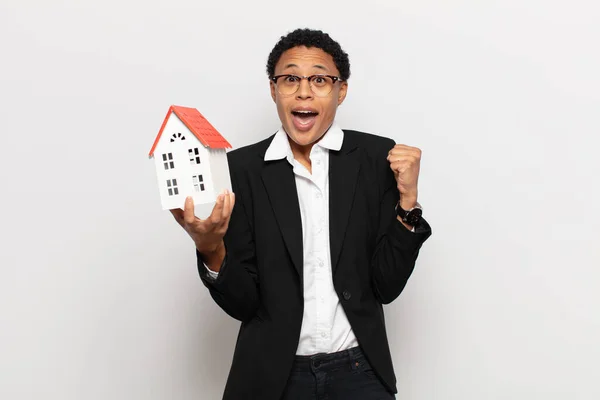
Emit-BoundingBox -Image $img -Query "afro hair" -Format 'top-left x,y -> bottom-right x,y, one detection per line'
266,28 -> 351,81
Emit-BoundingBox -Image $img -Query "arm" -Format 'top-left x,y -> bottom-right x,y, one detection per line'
170,165 -> 260,323
197,185 -> 260,322
370,141 -> 432,304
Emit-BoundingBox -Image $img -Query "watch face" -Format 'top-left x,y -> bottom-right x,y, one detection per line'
406,208 -> 423,225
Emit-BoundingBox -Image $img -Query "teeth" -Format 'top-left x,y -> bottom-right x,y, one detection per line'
295,110 -> 315,114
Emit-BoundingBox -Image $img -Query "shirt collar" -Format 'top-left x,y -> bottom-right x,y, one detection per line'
264,121 -> 344,162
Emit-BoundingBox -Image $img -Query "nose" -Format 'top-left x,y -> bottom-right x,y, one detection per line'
296,77 -> 313,100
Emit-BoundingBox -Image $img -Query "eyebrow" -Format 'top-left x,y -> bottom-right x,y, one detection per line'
283,63 -> 329,72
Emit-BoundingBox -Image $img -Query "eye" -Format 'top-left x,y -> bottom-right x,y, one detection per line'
311,76 -> 330,87
284,75 -> 300,83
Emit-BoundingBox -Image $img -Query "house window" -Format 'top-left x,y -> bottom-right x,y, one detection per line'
170,132 -> 186,142
162,153 -> 174,170
166,179 -> 179,196
192,175 -> 205,192
189,148 -> 201,165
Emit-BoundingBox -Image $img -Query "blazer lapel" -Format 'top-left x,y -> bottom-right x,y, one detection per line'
261,159 -> 304,280
329,139 -> 361,275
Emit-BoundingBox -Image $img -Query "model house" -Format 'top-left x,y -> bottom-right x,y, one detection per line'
149,105 -> 232,210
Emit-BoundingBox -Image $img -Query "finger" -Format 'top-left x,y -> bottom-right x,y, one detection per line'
229,192 -> 236,215
208,191 -> 225,225
388,149 -> 420,160
390,143 -> 420,153
390,161 -> 411,174
216,192 -> 236,234
223,192 -> 236,225
388,155 -> 418,164
221,190 -> 231,221
391,144 -> 419,151
183,196 -> 197,225
388,144 -> 412,153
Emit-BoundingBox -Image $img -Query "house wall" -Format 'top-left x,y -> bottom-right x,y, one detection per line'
153,112 -> 216,210
208,149 -> 232,195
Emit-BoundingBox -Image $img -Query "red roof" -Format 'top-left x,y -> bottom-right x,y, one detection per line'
148,105 -> 232,157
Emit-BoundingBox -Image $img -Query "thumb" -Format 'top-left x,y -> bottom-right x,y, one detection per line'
183,196 -> 196,225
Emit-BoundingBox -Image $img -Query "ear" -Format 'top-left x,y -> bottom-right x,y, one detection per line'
270,80 -> 277,103
337,81 -> 348,106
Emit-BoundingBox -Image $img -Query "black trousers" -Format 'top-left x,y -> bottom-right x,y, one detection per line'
280,347 -> 396,400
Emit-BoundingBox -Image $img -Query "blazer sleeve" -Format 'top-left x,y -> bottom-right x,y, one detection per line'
197,159 -> 260,323
370,138 -> 432,304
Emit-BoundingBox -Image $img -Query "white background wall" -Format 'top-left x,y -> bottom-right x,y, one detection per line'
1,0 -> 598,399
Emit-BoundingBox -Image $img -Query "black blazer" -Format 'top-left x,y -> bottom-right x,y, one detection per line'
198,129 -> 432,400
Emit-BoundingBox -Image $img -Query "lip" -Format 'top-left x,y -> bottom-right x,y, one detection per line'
292,106 -> 319,113
290,109 -> 318,132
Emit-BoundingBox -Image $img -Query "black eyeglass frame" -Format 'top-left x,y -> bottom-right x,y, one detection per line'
270,74 -> 344,96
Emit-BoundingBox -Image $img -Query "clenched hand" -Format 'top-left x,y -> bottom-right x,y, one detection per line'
387,144 -> 421,210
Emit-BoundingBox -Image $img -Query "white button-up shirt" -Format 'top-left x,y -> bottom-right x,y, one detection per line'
264,122 -> 358,355
206,122 -> 358,355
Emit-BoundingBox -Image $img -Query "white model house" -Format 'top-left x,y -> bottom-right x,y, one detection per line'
149,105 -> 232,210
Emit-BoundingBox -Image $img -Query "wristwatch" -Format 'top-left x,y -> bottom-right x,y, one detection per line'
396,201 -> 423,226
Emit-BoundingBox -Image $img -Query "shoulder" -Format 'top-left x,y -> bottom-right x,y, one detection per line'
342,129 -> 395,157
226,134 -> 274,170
342,129 -> 397,192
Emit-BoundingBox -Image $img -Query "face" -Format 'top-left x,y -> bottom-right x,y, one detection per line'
270,46 -> 348,150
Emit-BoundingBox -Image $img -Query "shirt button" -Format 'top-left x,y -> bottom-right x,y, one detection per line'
321,332 -> 327,338
343,290 -> 351,300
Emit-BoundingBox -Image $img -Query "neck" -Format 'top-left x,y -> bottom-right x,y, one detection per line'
288,139 -> 313,172
286,122 -> 334,165
289,140 -> 313,162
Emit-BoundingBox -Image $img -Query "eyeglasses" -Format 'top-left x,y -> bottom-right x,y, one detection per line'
271,74 -> 344,97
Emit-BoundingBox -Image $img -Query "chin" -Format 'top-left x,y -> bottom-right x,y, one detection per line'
288,129 -> 321,148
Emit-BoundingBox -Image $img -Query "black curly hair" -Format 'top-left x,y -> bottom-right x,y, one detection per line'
266,28 -> 351,81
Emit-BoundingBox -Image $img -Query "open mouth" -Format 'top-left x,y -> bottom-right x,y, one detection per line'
291,109 -> 319,131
